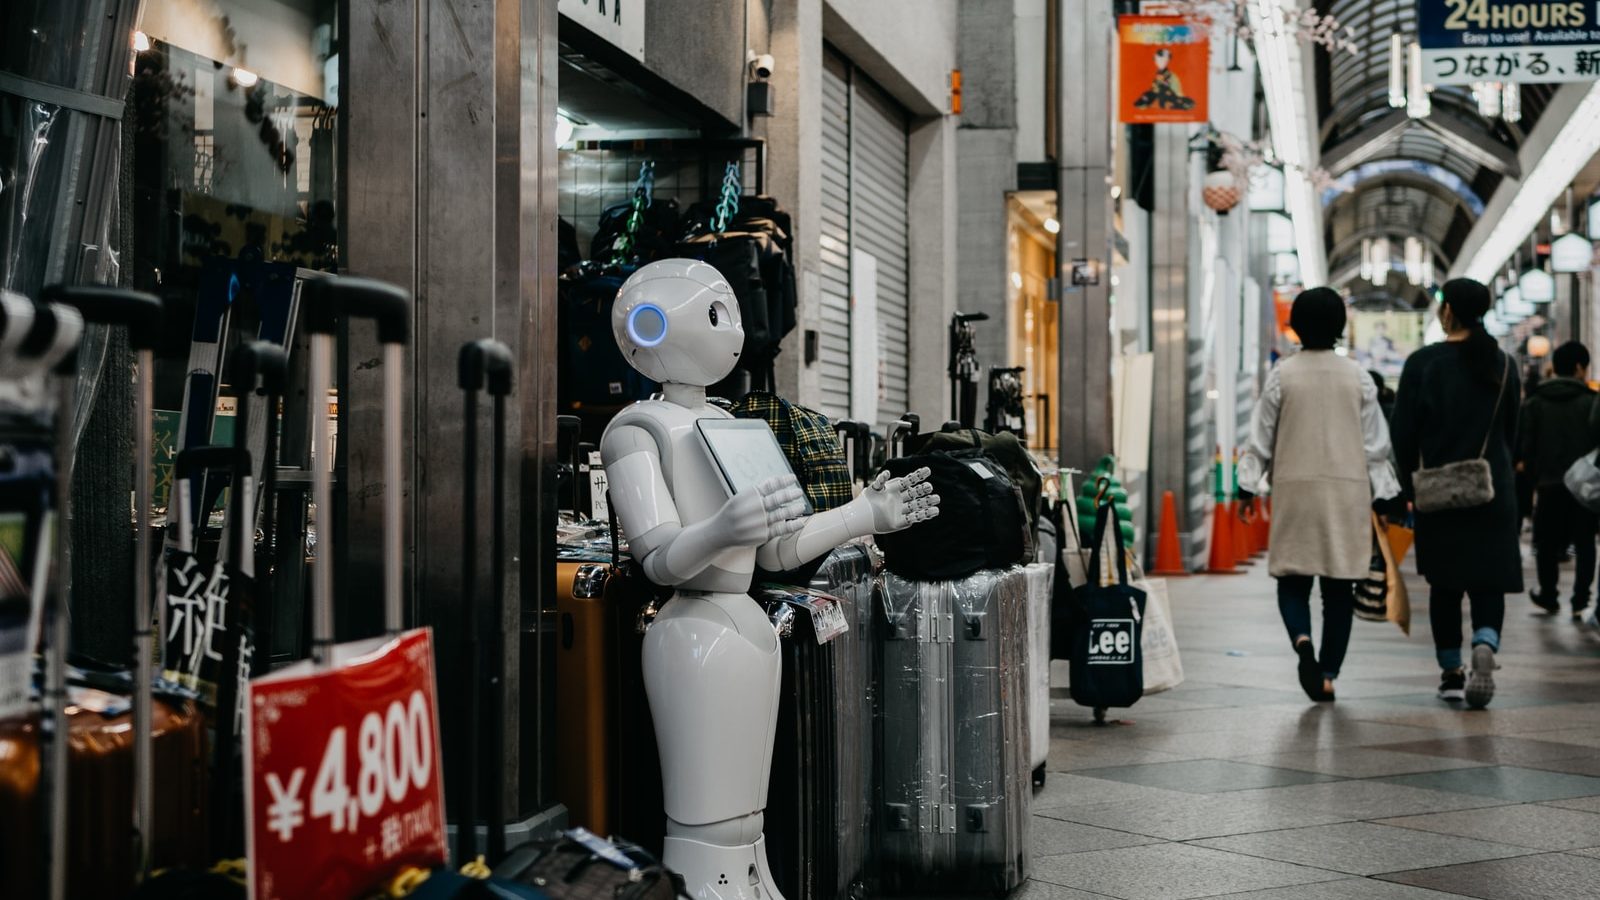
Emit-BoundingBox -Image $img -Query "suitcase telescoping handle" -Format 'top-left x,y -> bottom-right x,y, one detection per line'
302,276 -> 411,662
556,414 -> 581,515
227,341 -> 289,671
12,297 -> 85,900
457,338 -> 513,865
42,284 -> 165,883
171,445 -> 250,555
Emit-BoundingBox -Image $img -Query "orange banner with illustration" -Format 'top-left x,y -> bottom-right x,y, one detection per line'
1118,16 -> 1209,124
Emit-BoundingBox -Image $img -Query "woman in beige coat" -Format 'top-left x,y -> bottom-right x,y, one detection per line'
1238,288 -> 1401,702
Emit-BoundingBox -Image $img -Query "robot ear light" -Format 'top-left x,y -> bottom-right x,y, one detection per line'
628,303 -> 669,347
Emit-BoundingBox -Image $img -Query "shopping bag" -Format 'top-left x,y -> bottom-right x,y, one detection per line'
1136,577 -> 1183,694
1382,529 -> 1411,636
1068,502 -> 1146,709
1566,450 -> 1600,514
1358,513 -> 1410,635
1386,522 -> 1414,566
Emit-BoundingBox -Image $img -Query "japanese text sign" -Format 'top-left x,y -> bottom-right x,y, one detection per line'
1418,0 -> 1600,83
1119,16 -> 1210,124
246,629 -> 447,900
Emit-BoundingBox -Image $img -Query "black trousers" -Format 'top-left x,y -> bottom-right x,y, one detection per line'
1429,587 -> 1504,671
1533,484 -> 1597,606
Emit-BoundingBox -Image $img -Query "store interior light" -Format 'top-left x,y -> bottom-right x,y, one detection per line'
1462,83 -> 1600,282
1360,237 -> 1374,281
1404,236 -> 1425,286
1371,236 -> 1391,284
1503,83 -> 1522,123
1043,217 -> 1060,235
1248,165 -> 1287,212
1520,266 -> 1556,303
1248,0 -> 1327,285
231,67 -> 259,87
1502,285 -> 1532,317
1588,195 -> 1600,240
132,30 -> 151,53
556,111 -> 577,147
1010,271 -> 1023,289
1551,232 -> 1594,272
1474,81 -> 1501,118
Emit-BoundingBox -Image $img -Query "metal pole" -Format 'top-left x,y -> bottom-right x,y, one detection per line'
384,341 -> 404,634
46,371 -> 74,900
132,346 -> 154,880
310,333 -> 334,665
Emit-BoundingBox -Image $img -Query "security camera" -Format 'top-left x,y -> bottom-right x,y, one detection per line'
749,53 -> 775,80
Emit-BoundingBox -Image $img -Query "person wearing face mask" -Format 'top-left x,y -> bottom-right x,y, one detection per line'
1391,279 -> 1522,710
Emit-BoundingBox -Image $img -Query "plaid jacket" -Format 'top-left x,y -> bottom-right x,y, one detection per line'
730,391 -> 853,513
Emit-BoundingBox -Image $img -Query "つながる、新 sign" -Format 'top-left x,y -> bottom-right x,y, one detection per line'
1417,0 -> 1600,84
1118,16 -> 1209,124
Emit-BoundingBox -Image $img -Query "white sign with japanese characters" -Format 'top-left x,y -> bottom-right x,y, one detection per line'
1418,0 -> 1600,84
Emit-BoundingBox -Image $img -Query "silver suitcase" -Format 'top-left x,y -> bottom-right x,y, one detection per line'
875,566 -> 1031,893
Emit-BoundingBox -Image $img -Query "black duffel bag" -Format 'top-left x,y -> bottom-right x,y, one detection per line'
876,451 -> 1029,581
907,427 -> 1041,559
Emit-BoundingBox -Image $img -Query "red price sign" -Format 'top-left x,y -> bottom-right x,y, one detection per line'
246,629 -> 448,900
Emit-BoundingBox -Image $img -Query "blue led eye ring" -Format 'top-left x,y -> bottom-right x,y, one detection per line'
627,303 -> 668,347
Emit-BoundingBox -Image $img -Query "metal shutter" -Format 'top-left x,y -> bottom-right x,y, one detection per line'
816,50 -> 911,430
818,52 -> 853,420
849,77 -> 910,430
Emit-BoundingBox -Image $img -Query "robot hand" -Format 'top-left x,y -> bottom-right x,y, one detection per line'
710,474 -> 809,547
861,466 -> 941,534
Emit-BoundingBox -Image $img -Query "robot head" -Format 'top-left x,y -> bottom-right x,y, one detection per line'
612,258 -> 744,386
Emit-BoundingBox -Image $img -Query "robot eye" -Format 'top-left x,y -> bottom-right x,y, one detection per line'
708,304 -> 718,326
709,299 -> 733,329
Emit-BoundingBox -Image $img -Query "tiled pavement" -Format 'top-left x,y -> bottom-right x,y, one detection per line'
1024,544 -> 1600,900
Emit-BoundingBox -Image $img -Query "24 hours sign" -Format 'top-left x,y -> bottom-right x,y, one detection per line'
1418,0 -> 1600,83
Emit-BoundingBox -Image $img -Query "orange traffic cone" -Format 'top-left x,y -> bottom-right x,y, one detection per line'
1260,497 -> 1273,550
1206,500 -> 1237,573
1151,490 -> 1186,575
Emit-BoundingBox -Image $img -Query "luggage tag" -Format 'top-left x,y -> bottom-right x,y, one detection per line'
587,451 -> 610,522
756,585 -> 851,644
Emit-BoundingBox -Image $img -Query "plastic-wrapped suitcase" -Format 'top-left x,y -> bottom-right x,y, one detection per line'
875,566 -> 1031,894
755,541 -> 877,900
1023,562 -> 1053,788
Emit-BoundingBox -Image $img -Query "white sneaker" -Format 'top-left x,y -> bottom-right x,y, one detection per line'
1583,607 -> 1599,630
1465,645 -> 1497,710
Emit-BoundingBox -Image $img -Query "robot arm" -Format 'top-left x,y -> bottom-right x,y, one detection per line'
756,467 -> 940,572
605,424 -> 809,586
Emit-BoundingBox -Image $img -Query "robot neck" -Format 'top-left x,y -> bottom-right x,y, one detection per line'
662,382 -> 709,408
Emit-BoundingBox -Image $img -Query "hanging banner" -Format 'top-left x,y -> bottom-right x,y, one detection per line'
1417,0 -> 1600,84
1118,16 -> 1209,124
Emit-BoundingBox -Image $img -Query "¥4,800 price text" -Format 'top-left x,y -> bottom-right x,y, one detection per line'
264,689 -> 434,843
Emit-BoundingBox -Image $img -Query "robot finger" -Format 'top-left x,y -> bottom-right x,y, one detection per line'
868,470 -> 891,491
771,513 -> 807,536
911,482 -> 934,498
762,485 -> 806,510
901,466 -> 932,486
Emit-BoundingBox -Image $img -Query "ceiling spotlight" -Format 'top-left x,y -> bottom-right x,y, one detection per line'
231,67 -> 259,88
132,30 -> 151,53
1406,42 -> 1430,119
1043,217 -> 1061,235
1388,35 -> 1406,108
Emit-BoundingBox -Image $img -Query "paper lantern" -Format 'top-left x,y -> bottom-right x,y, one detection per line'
1520,267 -> 1555,303
1551,233 -> 1593,273
1203,170 -> 1242,213
1528,334 -> 1552,357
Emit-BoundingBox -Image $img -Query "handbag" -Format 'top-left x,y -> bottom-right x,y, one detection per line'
1411,354 -> 1509,513
1068,500 -> 1146,710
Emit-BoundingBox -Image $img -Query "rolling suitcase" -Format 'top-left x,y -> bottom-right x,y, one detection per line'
1022,562 -> 1054,788
0,287 -> 211,898
874,566 -> 1031,894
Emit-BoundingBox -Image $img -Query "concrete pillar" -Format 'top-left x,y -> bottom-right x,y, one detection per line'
1056,0 -> 1115,473
1148,124 -> 1197,563
761,0 -> 824,404
343,0 -> 558,822
907,115 -> 960,422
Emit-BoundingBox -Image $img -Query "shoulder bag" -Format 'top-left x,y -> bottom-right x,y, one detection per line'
1411,354 -> 1509,513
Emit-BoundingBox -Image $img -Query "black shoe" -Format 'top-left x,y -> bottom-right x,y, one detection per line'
1295,641 -> 1327,701
1531,592 -> 1560,614
1438,669 -> 1466,702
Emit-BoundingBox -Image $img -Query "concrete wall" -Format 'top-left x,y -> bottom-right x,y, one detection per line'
640,0 -> 750,126
822,0 -> 958,115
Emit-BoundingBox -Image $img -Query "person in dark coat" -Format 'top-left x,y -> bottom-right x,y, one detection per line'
1518,341 -> 1597,618
1391,279 -> 1521,710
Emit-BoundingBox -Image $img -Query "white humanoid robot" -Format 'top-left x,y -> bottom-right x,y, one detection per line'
600,259 -> 939,899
